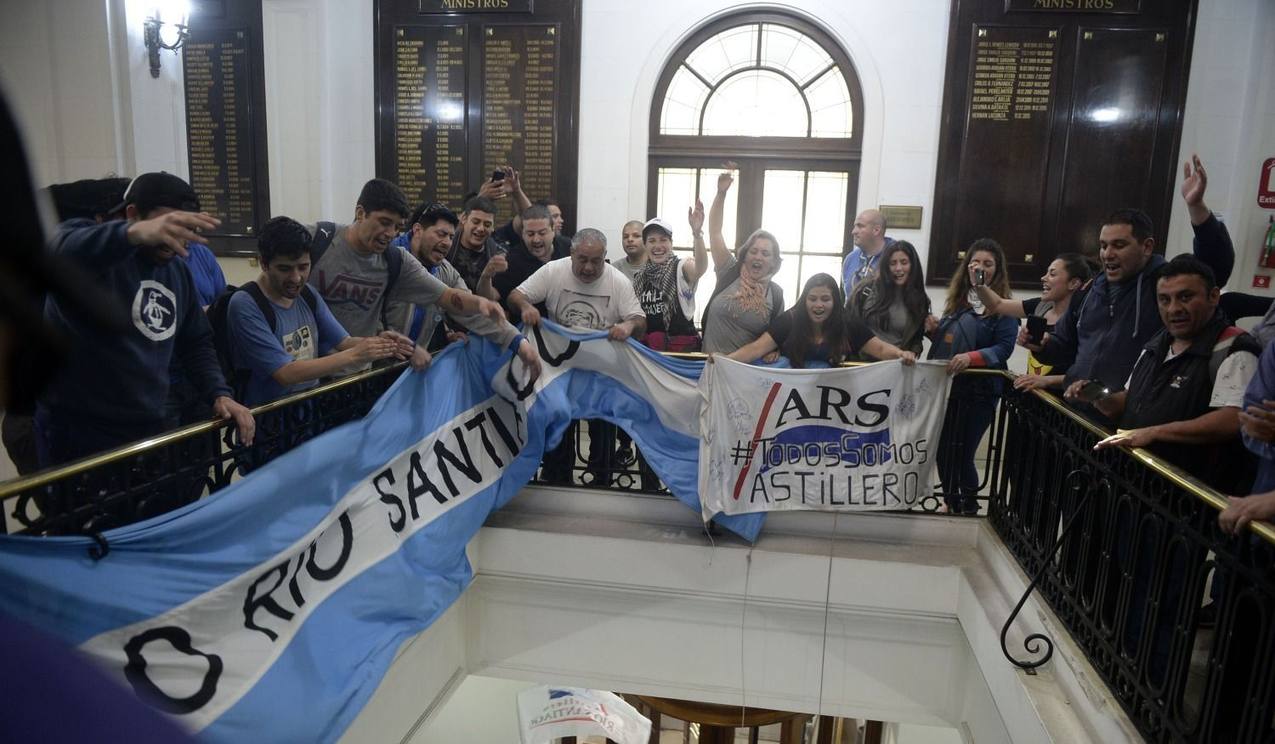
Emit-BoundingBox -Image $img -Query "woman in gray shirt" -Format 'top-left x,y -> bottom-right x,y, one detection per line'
846,241 -> 933,360
701,168 -> 785,354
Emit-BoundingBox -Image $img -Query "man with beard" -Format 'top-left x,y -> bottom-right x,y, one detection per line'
227,216 -> 405,406
386,201 -> 543,379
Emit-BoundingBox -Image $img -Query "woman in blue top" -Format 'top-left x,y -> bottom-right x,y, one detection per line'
928,238 -> 1020,514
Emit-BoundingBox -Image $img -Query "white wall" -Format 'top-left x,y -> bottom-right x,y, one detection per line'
1167,0 -> 1275,293
1,0 -> 1272,281
582,0 -> 947,263
0,0 -> 129,184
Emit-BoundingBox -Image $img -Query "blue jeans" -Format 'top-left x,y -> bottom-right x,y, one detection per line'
936,396 -> 996,513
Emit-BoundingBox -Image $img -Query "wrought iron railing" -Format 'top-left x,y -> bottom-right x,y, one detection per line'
5,355 -> 1273,740
989,382 -> 1275,743
1,362 -> 404,541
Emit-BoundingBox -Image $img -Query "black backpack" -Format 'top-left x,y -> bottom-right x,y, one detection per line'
207,281 -> 319,399
308,220 -> 404,329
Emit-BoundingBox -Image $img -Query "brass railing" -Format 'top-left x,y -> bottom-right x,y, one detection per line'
3,356 -> 1274,740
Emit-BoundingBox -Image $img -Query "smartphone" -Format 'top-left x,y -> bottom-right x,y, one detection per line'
1025,315 -> 1047,344
1076,380 -> 1110,403
974,268 -> 986,286
491,169 -> 505,182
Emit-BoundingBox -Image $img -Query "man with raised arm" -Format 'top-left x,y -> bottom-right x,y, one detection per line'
36,172 -> 254,466
446,194 -> 507,300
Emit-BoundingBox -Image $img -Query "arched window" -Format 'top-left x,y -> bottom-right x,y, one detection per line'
648,12 -> 864,319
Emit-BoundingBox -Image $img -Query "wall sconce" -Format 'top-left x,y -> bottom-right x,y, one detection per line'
144,2 -> 191,78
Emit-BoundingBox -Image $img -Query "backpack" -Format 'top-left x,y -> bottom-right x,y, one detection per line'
309,220 -> 403,329
207,282 -> 319,400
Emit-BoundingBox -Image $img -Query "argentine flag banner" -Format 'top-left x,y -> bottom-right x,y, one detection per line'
699,356 -> 952,518
0,323 -> 760,743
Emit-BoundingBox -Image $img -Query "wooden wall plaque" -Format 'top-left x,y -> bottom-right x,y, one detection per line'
374,0 -> 580,231
927,0 -> 1198,287
181,1 -> 270,257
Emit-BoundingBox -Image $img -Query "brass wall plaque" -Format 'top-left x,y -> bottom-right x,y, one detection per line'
879,205 -> 923,230
419,0 -> 533,12
1005,0 -> 1140,13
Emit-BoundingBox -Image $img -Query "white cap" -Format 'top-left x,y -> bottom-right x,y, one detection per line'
642,217 -> 674,240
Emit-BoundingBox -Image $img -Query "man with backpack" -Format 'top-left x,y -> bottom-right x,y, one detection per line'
220,216 -> 407,406
1090,255 -> 1258,490
305,179 -> 542,376
1086,255 -> 1257,683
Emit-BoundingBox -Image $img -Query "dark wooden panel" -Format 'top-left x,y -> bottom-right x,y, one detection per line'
374,0 -> 580,233
480,23 -> 560,225
1054,27 -> 1167,256
949,25 -> 1059,285
182,1 -> 270,257
927,0 -> 1198,288
391,24 -> 470,208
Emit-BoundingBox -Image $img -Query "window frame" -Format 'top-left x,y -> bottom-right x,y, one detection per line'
648,11 -> 864,262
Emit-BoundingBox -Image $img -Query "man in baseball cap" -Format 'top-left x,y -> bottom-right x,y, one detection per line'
116,171 -> 202,215
36,171 -> 254,473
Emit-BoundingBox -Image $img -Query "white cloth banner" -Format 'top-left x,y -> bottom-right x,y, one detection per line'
517,686 -> 652,744
699,357 -> 952,517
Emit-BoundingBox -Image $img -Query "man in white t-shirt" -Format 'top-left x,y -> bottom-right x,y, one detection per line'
508,228 -> 646,339
508,229 -> 646,485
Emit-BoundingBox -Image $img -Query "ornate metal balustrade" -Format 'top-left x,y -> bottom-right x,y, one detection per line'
4,356 -> 1272,741
989,382 -> 1275,743
1,363 -> 404,539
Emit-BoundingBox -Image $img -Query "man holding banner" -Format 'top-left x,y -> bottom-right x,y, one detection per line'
508,228 -> 646,484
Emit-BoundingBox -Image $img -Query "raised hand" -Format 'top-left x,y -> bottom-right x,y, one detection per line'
717,161 -> 737,194
1181,154 -> 1207,207
688,199 -> 705,233
127,211 -> 221,258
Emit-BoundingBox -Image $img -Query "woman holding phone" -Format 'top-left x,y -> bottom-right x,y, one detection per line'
973,253 -> 1093,392
928,239 -> 1020,515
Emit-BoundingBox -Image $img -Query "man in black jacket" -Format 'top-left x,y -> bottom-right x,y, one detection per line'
36,173 -> 254,467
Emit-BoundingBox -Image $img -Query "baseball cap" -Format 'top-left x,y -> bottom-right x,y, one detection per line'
113,172 -> 201,215
642,217 -> 673,240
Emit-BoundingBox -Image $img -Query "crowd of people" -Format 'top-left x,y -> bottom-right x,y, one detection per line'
13,154 -> 1275,536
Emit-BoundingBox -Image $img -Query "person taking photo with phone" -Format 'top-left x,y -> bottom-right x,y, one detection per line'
972,253 -> 1095,392
927,239 -> 1020,514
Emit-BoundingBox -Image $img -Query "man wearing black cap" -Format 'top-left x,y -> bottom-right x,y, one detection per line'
35,171 -> 255,467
